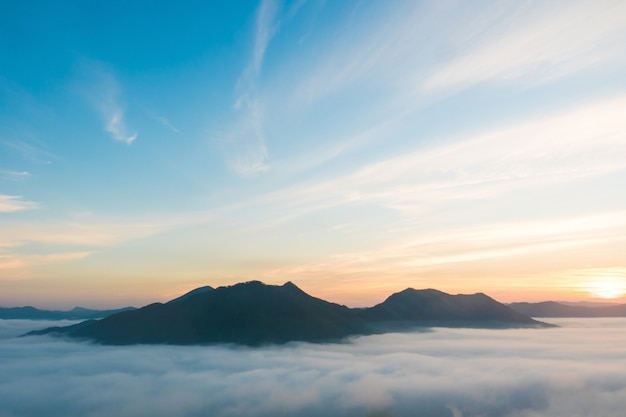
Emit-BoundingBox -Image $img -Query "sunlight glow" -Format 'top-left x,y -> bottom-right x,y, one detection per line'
584,277 -> 626,299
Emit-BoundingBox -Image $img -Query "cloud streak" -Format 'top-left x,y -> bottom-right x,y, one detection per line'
79,63 -> 138,145
100,79 -> 137,145
5,251 -> 93,270
0,209 -> 220,281
290,0 -> 626,104
0,195 -> 38,213
267,0 -> 626,176
223,0 -> 281,177
2,140 -> 55,165
222,101 -> 269,177
259,95 -> 626,220
0,170 -> 30,181
267,210 -> 626,282
156,116 -> 181,134
422,0 -> 626,91
105,108 -> 137,144
1,318 -> 626,416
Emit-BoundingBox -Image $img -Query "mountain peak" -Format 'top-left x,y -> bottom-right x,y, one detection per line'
365,287 -> 542,326
282,281 -> 304,292
167,285 -> 214,303
400,288 -> 447,295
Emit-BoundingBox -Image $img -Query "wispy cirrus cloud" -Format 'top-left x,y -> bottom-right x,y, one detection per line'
0,252 -> 92,274
261,0 -> 626,179
105,108 -> 137,145
259,95 -> 626,219
0,170 -> 30,181
422,0 -> 626,91
79,62 -> 138,145
1,216 -> 174,247
155,116 -> 181,134
234,0 -> 281,109
0,195 -> 39,213
100,77 -> 137,145
222,0 -> 281,177
0,208 -> 220,280
291,0 -> 626,104
2,139 -> 55,165
222,101 -> 269,177
267,210 -> 626,283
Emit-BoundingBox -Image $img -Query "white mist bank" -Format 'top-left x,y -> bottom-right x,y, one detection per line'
1,318 -> 625,417
0,319 -> 81,340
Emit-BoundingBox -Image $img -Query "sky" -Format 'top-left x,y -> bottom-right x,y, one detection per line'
1,318 -> 626,416
1,0 -> 626,309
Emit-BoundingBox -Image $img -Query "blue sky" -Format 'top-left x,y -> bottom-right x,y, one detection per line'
1,0 -> 626,308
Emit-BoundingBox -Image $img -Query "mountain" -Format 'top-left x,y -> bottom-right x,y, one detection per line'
26,282 -> 549,345
0,306 -> 135,320
28,281 -> 371,345
559,301 -> 621,307
166,285 -> 214,303
509,301 -> 626,317
362,288 -> 543,328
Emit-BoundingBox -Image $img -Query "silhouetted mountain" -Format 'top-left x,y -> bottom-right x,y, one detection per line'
0,305 -> 135,320
559,301 -> 621,307
26,282 -> 549,345
166,285 -> 214,303
362,288 -> 542,328
509,301 -> 626,317
28,281 -> 371,345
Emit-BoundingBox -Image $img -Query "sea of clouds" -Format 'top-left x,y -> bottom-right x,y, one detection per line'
1,318 -> 625,417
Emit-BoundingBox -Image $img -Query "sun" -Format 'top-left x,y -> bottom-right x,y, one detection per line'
585,277 -> 626,299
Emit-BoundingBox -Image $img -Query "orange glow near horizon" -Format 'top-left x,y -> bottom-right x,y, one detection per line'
1,255 -> 625,309
579,278 -> 626,300
3,271 -> 626,310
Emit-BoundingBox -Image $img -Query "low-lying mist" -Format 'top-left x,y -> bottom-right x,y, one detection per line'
1,318 -> 625,417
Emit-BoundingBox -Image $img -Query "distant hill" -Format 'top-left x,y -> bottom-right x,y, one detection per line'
0,306 -> 135,320
362,288 -> 540,328
559,301 -> 621,308
509,301 -> 626,317
26,281 -> 550,345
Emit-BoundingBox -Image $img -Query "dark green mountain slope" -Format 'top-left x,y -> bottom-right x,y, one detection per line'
30,281 -> 371,345
166,285 -> 214,303
362,288 -> 543,327
26,282 -> 550,345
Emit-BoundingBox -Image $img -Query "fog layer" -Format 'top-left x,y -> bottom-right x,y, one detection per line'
1,319 -> 625,417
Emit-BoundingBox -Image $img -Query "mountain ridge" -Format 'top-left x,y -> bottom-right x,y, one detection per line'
25,281 -> 552,345
509,301 -> 626,317
0,305 -> 135,320
362,288 -> 535,325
